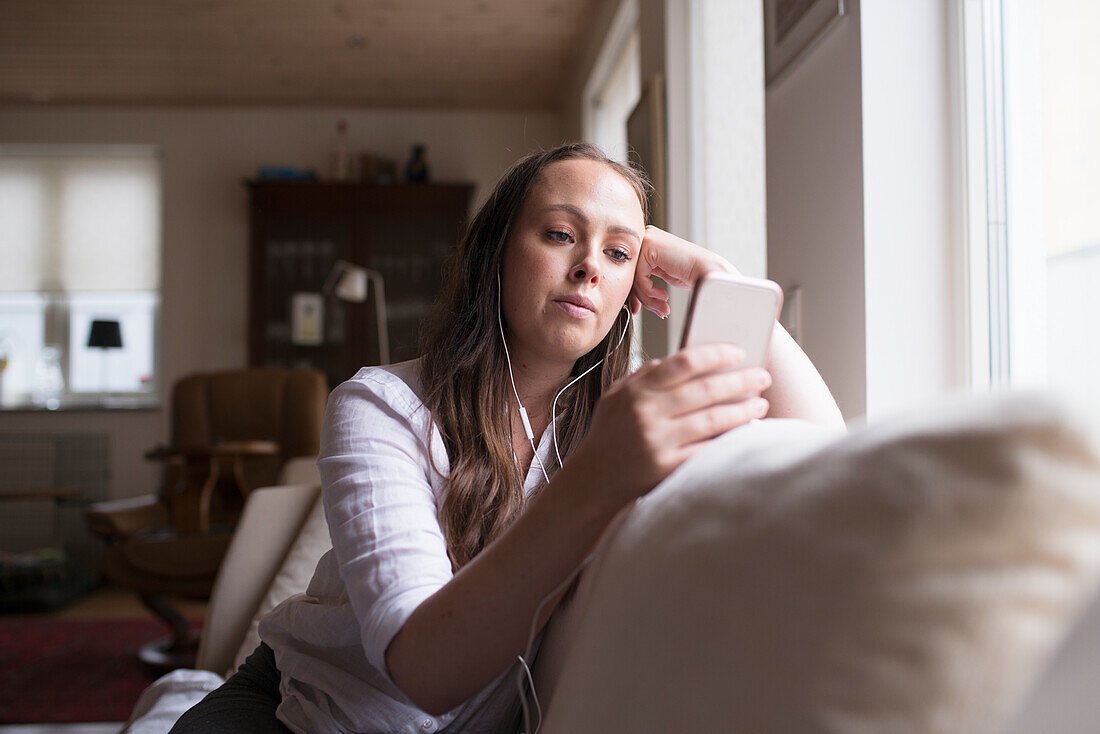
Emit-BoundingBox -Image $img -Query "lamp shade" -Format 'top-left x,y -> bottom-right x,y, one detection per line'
87,319 -> 123,349
334,268 -> 369,302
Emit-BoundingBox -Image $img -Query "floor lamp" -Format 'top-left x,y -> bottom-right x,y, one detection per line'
322,261 -> 390,365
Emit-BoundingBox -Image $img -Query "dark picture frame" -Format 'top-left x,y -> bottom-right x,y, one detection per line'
626,74 -> 667,230
764,0 -> 846,86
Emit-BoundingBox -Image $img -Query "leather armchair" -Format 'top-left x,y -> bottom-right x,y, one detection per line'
86,367 -> 328,670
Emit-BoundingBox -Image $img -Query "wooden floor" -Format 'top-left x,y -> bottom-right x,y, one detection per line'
49,583 -> 208,620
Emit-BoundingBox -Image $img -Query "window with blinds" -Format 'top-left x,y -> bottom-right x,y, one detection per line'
0,145 -> 161,409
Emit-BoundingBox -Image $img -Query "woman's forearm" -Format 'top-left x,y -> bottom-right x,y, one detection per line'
385,338 -> 789,715
763,321 -> 845,429
385,457 -> 620,716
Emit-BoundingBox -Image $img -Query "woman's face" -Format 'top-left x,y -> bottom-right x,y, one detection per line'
500,158 -> 645,369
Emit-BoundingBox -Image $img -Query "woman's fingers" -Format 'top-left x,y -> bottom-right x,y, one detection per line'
663,367 -> 771,418
639,343 -> 746,390
587,345 -> 766,505
630,275 -> 670,318
632,270 -> 669,299
631,248 -> 670,318
639,226 -> 696,289
673,396 -> 770,447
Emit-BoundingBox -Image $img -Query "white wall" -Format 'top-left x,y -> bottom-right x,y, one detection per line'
0,106 -> 564,502
767,0 -> 965,422
861,0 -> 965,420
694,0 -> 767,281
765,0 -> 867,420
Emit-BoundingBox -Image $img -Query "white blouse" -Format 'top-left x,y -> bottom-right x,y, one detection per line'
259,359 -> 554,734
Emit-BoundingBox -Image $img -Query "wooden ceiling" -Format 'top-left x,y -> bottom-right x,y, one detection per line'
0,0 -> 602,109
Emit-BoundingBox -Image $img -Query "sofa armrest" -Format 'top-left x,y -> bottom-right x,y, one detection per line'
276,455 -> 321,486
195,482 -> 320,675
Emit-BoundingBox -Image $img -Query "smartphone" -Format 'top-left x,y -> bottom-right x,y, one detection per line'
679,272 -> 783,368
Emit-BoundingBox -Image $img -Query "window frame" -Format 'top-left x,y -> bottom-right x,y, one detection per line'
0,144 -> 162,411
959,0 -> 1049,393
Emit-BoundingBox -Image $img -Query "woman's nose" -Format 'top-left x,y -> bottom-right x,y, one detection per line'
570,250 -> 601,284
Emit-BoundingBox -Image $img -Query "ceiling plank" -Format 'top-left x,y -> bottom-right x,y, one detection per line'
0,0 -> 605,109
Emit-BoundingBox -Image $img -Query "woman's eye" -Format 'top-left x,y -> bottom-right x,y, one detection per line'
607,248 -> 631,263
547,230 -> 572,243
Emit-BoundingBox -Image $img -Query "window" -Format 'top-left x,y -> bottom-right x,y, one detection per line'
588,27 -> 641,163
961,0 -> 1099,412
0,145 -> 161,409
583,0 -> 641,163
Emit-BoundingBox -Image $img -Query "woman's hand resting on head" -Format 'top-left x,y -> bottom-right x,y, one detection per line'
567,342 -> 771,511
629,225 -> 737,318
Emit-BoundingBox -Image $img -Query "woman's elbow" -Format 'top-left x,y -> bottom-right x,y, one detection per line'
385,631 -> 461,717
389,669 -> 459,717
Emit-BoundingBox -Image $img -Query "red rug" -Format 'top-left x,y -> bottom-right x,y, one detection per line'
0,616 -> 203,723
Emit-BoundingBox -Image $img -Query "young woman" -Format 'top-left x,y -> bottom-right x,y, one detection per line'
171,143 -> 842,734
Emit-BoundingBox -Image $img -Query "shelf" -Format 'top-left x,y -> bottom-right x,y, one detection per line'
246,181 -> 473,386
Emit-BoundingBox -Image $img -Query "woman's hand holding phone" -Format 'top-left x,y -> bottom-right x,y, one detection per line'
569,342 -> 770,511
567,225 -> 783,511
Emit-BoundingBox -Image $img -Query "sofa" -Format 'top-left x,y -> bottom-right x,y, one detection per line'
123,390 -> 1100,734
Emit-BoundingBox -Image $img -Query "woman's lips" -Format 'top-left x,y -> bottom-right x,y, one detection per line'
554,296 -> 596,319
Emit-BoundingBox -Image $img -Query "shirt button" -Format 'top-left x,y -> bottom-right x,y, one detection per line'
421,720 -> 434,730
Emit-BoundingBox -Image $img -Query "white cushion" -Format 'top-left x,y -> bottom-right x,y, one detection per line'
230,493 -> 333,672
195,458 -> 321,676
120,669 -> 225,734
195,483 -> 321,677
537,392 -> 1100,734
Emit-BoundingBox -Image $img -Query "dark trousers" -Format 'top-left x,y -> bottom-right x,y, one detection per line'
169,643 -> 291,734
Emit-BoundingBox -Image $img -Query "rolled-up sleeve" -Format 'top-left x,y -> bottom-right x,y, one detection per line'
317,374 -> 453,679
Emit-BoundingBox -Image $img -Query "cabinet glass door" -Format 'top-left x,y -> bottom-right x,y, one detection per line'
261,216 -> 354,386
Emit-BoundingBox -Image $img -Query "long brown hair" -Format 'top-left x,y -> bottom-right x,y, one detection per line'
419,143 -> 651,570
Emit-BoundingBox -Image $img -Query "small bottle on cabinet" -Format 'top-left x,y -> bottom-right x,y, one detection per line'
331,119 -> 352,181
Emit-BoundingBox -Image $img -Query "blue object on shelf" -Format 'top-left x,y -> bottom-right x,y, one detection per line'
256,166 -> 318,181
404,144 -> 429,183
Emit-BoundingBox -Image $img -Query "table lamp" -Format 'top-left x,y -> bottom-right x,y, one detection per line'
87,319 -> 123,393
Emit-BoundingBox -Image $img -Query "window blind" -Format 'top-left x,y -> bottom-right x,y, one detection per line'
0,145 -> 161,292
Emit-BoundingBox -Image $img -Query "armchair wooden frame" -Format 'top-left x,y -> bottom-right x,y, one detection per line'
147,441 -> 280,535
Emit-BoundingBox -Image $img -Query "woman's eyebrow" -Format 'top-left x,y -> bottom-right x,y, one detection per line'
542,203 -> 642,243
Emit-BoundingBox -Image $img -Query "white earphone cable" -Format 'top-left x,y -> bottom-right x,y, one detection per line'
516,553 -> 595,734
498,274 -> 551,485
550,307 -> 631,468
496,286 -> 630,733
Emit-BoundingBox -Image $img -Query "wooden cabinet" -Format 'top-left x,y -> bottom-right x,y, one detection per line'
246,181 -> 473,387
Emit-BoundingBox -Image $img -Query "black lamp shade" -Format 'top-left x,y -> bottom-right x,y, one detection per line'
87,319 -> 123,349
